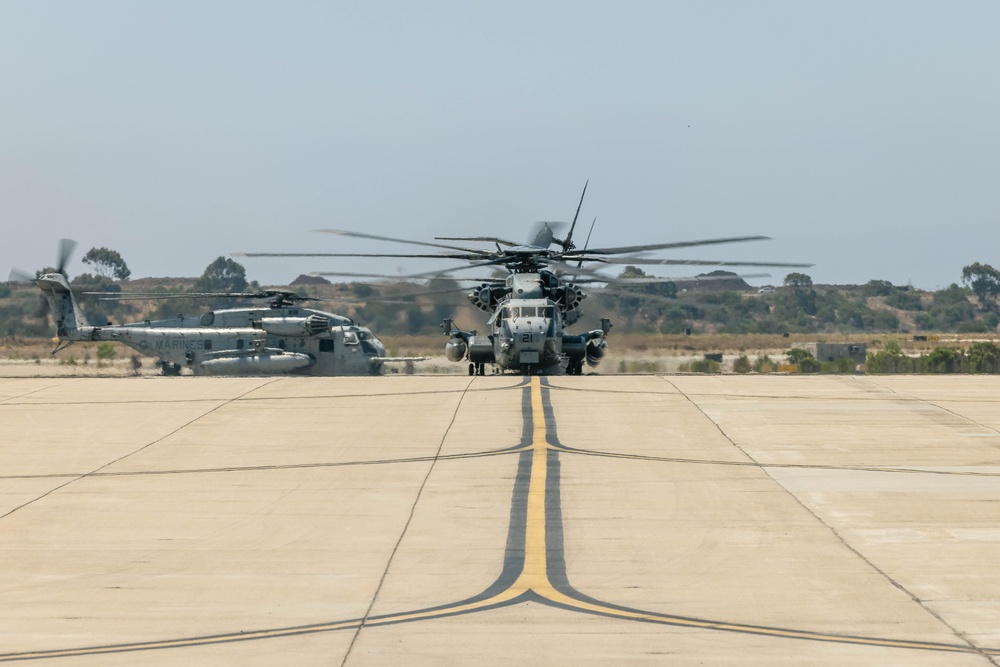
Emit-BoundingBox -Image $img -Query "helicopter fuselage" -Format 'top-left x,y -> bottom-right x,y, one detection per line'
490,298 -> 562,374
106,305 -> 386,376
445,270 -> 610,376
34,272 -> 388,376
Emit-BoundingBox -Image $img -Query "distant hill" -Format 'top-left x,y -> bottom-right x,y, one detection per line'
674,270 -> 752,292
2,271 -> 998,339
290,274 -> 332,286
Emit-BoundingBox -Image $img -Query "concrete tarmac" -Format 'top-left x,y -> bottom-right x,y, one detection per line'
1,375 -> 999,665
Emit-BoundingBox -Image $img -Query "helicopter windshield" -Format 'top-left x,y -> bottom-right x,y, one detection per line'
501,306 -> 555,319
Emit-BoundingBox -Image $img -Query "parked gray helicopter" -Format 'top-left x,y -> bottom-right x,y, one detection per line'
240,184 -> 812,375
18,241 -> 406,376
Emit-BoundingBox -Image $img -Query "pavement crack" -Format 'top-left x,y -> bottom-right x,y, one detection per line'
0,378 -> 281,523
340,375 -> 476,666
661,376 -> 997,664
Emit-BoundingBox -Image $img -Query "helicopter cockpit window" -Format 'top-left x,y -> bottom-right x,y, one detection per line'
344,332 -> 360,345
517,306 -> 548,318
501,306 -> 556,319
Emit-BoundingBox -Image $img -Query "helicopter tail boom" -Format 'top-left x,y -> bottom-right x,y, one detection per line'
34,272 -> 91,340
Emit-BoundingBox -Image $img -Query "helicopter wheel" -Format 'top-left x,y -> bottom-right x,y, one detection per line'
468,363 -> 476,376
476,362 -> 485,376
157,360 -> 182,377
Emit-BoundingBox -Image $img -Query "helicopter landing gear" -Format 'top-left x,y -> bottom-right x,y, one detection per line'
468,362 -> 486,376
567,359 -> 584,376
156,360 -> 182,376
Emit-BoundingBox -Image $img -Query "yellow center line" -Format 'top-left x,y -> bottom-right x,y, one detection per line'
508,377 -> 553,594
498,377 -> 980,655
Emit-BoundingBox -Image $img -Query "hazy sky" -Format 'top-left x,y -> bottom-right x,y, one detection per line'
2,2 -> 998,290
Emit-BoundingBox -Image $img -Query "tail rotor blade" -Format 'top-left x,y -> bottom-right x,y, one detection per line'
56,238 -> 77,275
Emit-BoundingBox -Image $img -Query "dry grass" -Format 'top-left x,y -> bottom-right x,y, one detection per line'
4,331 -> 997,362
4,331 -> 998,378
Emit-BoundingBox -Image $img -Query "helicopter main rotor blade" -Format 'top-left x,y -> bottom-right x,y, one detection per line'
398,256 -> 512,280
575,234 -> 772,256
313,229 -> 491,256
576,272 -> 773,285
595,257 -> 815,268
311,271 -> 498,283
563,180 -> 588,251
324,284 -> 482,305
83,291 -> 261,298
85,290 -> 321,301
574,216 -> 598,269
582,217 -> 597,252
435,236 -> 520,246
234,251 -> 485,261
7,268 -> 37,284
302,271 -> 417,280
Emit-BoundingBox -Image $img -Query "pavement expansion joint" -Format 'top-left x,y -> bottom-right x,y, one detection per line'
2,376 -> 997,662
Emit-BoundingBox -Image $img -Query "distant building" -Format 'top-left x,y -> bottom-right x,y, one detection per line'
794,342 -> 867,364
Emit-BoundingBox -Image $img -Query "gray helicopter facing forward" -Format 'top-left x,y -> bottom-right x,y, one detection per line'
18,241 -> 407,376
240,183 -> 813,375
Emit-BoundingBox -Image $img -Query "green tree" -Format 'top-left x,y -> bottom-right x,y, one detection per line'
733,355 -> 752,373
787,347 -> 821,372
885,289 -> 922,311
196,257 -> 249,293
861,279 -> 894,297
405,308 -> 427,335
866,339 -> 913,373
783,272 -> 817,315
916,284 -> 976,331
961,262 -> 1000,308
966,341 -> 1000,373
612,267 -> 677,324
784,272 -> 813,289
618,265 -> 648,279
82,247 -> 131,281
70,273 -> 123,325
925,347 -> 963,373
787,348 -> 813,364
752,355 -> 776,373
